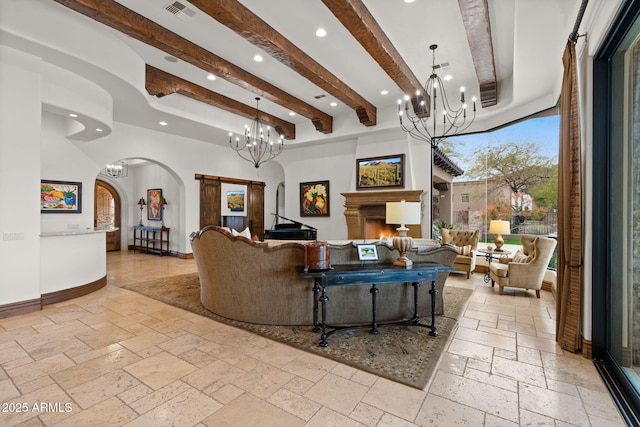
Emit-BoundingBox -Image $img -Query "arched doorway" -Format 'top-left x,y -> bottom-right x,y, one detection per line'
95,179 -> 121,251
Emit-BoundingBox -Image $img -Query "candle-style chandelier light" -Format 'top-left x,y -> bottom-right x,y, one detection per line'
229,97 -> 284,168
398,44 -> 477,146
101,160 -> 128,178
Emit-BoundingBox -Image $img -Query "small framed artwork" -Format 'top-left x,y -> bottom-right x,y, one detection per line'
356,154 -> 405,190
300,181 -> 330,217
357,244 -> 379,261
147,188 -> 163,221
40,180 -> 82,213
221,183 -> 247,216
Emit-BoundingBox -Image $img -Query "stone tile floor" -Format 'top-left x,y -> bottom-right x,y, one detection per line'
0,251 -> 625,426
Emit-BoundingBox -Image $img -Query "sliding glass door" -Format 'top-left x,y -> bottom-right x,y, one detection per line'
593,0 -> 640,423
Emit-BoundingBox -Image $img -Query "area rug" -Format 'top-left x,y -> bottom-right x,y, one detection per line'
123,273 -> 472,389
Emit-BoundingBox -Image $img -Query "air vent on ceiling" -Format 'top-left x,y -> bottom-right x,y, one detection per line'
314,94 -> 326,99
433,62 -> 450,71
164,1 -> 196,21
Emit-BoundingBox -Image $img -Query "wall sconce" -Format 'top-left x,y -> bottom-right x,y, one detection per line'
489,220 -> 510,252
386,200 -> 421,268
137,197 -> 146,226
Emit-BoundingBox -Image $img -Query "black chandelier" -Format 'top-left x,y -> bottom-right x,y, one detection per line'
229,97 -> 284,168
398,44 -> 476,146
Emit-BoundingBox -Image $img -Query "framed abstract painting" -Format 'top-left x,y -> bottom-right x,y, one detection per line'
40,180 -> 82,213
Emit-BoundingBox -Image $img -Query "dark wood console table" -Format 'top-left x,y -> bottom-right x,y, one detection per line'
133,226 -> 170,256
299,262 -> 454,347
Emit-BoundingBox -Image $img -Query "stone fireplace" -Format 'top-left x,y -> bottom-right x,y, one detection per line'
341,190 -> 424,239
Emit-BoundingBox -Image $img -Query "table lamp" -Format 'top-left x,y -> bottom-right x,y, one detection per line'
137,197 -> 146,226
160,197 -> 168,227
489,220 -> 510,252
386,200 -> 421,267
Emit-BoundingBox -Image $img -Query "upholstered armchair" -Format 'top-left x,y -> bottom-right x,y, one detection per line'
440,229 -> 479,279
489,235 -> 557,297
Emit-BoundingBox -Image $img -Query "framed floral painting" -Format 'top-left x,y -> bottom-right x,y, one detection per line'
300,181 -> 330,217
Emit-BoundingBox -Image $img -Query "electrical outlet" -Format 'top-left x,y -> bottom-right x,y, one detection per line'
2,232 -> 24,241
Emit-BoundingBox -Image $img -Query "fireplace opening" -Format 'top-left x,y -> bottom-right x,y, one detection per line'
365,218 -> 398,240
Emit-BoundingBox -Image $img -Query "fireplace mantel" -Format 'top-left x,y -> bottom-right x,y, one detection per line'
341,190 -> 424,239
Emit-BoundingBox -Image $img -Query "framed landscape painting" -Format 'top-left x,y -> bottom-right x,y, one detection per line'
300,181 -> 330,217
356,154 -> 405,190
40,180 -> 82,213
221,183 -> 247,216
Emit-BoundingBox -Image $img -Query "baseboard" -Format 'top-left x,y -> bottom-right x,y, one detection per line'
0,298 -> 41,319
582,338 -> 592,359
0,275 -> 107,319
41,276 -> 107,307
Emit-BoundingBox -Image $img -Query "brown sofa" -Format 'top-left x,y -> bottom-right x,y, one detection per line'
190,225 -> 457,326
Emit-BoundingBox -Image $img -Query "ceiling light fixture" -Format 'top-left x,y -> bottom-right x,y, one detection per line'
229,97 -> 284,168
316,28 -> 327,37
207,74 -> 216,80
398,44 -> 476,147
159,121 -> 168,126
101,160 -> 128,178
253,54 -> 263,62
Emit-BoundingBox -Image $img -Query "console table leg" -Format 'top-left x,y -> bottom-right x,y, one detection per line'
408,281 -> 420,324
320,286 -> 329,347
429,280 -> 439,337
370,284 -> 379,335
312,279 -> 321,333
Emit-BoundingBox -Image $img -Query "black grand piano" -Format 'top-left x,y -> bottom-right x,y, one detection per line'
264,214 -> 317,240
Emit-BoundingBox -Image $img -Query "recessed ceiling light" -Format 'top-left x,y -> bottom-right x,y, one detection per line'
69,113 -> 78,118
289,111 -> 296,116
330,102 -> 337,107
207,74 -> 216,81
316,28 -> 327,37
253,54 -> 264,62
164,55 -> 178,63
159,121 -> 168,126
404,0 -> 415,3
96,128 -> 103,132
443,75 -> 453,81
381,90 -> 389,95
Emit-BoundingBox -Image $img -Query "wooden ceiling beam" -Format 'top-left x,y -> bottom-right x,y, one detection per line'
146,65 -> 295,140
53,0 -> 332,134
189,0 -> 377,127
458,0 -> 498,107
321,0 -> 429,118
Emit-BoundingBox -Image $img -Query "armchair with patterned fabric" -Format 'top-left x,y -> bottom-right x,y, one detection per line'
489,235 -> 557,298
439,229 -> 479,279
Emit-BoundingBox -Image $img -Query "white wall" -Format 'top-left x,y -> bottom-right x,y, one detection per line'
0,45 -> 42,305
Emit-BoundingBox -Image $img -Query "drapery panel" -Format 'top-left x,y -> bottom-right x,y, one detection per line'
557,41 -> 583,352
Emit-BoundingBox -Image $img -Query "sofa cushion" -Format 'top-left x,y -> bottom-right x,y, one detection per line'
455,255 -> 473,265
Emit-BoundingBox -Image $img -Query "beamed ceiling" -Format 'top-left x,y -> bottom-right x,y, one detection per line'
2,0 -> 587,145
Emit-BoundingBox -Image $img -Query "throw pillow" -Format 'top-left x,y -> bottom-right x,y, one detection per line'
232,227 -> 252,239
456,245 -> 472,256
513,253 -> 529,263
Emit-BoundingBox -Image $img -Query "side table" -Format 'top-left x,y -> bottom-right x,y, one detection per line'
478,248 -> 512,283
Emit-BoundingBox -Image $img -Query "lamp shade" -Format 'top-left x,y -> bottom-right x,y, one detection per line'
137,197 -> 146,206
489,220 -> 510,235
386,201 -> 421,225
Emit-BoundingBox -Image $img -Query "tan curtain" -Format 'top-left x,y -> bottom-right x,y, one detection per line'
556,40 -> 583,352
